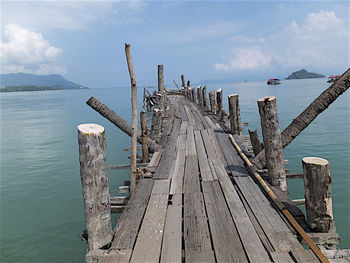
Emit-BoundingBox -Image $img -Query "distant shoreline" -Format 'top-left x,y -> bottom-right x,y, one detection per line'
0,85 -> 88,92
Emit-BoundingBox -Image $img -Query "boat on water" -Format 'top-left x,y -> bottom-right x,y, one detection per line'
327,75 -> 341,83
267,78 -> 281,85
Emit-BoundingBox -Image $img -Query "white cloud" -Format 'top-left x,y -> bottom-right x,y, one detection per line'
1,24 -> 66,74
215,10 -> 348,72
214,48 -> 271,71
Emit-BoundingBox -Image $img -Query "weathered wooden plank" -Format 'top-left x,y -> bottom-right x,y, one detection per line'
270,251 -> 295,263
147,151 -> 163,172
111,179 -> 154,250
204,115 -> 216,129
200,129 -> 217,161
159,116 -> 174,146
234,176 -> 301,252
202,181 -> 248,262
214,128 -> 249,176
184,190 -> 211,251
186,126 -> 196,156
185,250 -> 215,263
160,194 -> 182,263
179,100 -> 188,121
179,120 -> 188,135
211,160 -> 271,262
184,105 -> 196,126
194,130 -> 214,181
188,104 -> 204,131
177,134 -> 187,151
130,180 -> 170,263
290,247 -> 320,263
191,104 -> 211,129
169,150 -> 186,195
101,249 -> 132,263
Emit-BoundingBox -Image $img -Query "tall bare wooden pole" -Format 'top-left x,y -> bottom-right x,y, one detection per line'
78,123 -> 112,250
257,96 -> 287,192
209,90 -> 216,113
158,65 -> 165,110
202,86 -> 209,109
248,129 -> 262,156
125,43 -> 137,195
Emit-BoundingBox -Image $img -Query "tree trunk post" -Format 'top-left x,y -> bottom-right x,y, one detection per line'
302,157 -> 335,233
78,123 -> 112,250
209,90 -> 216,114
216,89 -> 223,115
202,86 -> 209,109
257,96 -> 287,192
228,94 -> 241,135
151,108 -> 162,144
140,110 -> 149,163
125,43 -> 137,195
248,129 -> 263,156
181,74 -> 185,88
197,85 -> 203,106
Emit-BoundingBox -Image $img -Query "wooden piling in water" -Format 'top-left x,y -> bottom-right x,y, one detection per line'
228,94 -> 241,135
216,89 -> 223,115
209,90 -> 216,114
202,86 -> 209,109
140,110 -> 149,163
248,129 -> 263,156
158,65 -> 165,110
302,157 -> 334,233
78,123 -> 112,250
125,44 -> 138,195
181,74 -> 185,89
197,85 -> 203,106
257,96 -> 287,192
192,88 -> 197,104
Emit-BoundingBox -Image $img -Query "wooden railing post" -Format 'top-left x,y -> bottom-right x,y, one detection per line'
202,86 -> 209,109
78,123 -> 112,250
181,74 -> 185,89
257,96 -> 287,192
209,90 -> 216,114
302,157 -> 335,232
140,110 -> 149,163
216,89 -> 223,115
192,88 -> 196,103
186,80 -> 191,100
248,129 -> 263,156
228,94 -> 241,135
158,65 -> 165,110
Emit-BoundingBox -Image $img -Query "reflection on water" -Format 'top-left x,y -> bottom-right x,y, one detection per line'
0,79 -> 349,262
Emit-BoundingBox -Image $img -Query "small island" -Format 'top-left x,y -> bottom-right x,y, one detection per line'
285,69 -> 325,80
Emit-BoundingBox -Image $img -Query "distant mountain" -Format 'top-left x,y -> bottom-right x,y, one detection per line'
285,69 -> 325,80
0,73 -> 86,89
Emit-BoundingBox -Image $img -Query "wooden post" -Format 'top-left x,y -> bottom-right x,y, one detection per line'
158,65 -> 165,110
220,109 -> 228,122
181,74 -> 185,88
125,43 -> 137,195
228,94 -> 241,135
78,123 -> 112,250
151,108 -> 162,143
302,157 -> 334,232
257,96 -> 287,192
192,88 -> 196,103
186,80 -> 191,99
209,90 -> 216,113
216,89 -> 223,115
197,85 -> 203,106
248,129 -> 263,156
202,85 -> 209,109
140,110 -> 149,163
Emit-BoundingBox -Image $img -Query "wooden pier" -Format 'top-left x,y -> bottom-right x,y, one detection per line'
79,51 -> 350,263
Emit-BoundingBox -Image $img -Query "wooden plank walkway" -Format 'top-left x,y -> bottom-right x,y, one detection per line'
102,95 -> 319,263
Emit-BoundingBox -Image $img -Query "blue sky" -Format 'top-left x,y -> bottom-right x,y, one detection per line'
1,1 -> 349,88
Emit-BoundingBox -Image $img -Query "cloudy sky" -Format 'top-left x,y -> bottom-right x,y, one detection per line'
1,1 -> 349,87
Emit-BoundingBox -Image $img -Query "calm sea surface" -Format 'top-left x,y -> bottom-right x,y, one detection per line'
0,78 -> 349,262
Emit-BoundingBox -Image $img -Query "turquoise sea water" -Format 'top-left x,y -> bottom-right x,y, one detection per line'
0,78 -> 349,262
